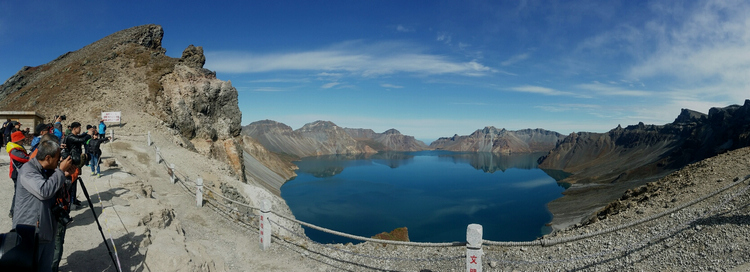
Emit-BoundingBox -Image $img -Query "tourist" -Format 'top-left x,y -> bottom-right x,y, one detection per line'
98,120 -> 106,138
87,133 -> 110,178
13,140 -> 74,272
31,123 -> 51,153
7,131 -> 30,218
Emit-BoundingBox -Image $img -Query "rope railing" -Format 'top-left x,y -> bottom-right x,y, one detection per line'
269,218 -> 465,262
270,210 -> 465,247
137,132 -> 750,271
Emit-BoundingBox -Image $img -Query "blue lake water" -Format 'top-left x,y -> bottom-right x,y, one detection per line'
280,151 -> 568,244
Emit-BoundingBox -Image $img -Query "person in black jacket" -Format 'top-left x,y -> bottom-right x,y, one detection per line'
60,122 -> 90,207
87,133 -> 110,178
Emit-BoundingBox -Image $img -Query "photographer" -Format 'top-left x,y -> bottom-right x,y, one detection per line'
13,140 -> 74,272
60,122 -> 89,207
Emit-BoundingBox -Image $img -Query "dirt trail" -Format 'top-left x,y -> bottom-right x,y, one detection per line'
0,134 -> 328,271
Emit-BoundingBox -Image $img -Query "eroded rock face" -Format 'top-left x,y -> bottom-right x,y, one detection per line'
430,127 -> 565,153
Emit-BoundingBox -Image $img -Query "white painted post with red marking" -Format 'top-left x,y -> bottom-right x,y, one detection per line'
260,200 -> 272,250
467,224 -> 483,272
196,178 -> 203,207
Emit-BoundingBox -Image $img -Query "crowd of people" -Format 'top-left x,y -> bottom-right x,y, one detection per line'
4,116 -> 109,271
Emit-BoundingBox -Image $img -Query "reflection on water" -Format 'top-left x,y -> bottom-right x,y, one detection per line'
438,152 -> 547,173
282,151 -> 570,244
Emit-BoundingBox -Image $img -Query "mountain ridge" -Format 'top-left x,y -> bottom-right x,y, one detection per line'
429,126 -> 565,153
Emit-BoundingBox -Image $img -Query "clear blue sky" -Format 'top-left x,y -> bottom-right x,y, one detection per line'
2,0 -> 748,142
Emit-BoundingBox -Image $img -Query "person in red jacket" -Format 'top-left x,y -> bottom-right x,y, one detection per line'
7,131 -> 30,218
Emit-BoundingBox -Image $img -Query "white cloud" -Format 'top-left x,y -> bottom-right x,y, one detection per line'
626,1 -> 750,103
437,32 -> 452,44
535,104 -> 601,112
396,25 -> 414,32
381,83 -> 403,89
317,72 -> 343,77
321,82 -> 340,89
501,53 -> 530,66
206,41 -> 495,77
508,85 -> 579,96
247,78 -> 309,83
575,82 -> 651,97
237,87 -> 286,92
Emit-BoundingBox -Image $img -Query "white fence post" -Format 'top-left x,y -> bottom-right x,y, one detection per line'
147,131 -> 151,146
260,200 -> 272,250
467,224 -> 483,272
155,147 -> 161,164
170,164 -> 176,184
110,129 -> 114,142
196,178 -> 203,207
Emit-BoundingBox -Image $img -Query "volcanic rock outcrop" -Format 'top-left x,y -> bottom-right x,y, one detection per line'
344,128 -> 428,151
0,24 -> 245,180
430,127 -> 565,153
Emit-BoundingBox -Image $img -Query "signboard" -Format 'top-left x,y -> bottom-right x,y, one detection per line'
101,112 -> 121,122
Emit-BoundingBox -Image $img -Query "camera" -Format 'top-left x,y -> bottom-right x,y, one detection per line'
54,115 -> 67,121
51,204 -> 73,226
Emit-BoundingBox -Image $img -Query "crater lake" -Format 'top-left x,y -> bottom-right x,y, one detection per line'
280,151 -> 568,244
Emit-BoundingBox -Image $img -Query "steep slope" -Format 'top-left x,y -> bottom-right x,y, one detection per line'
539,100 -> 750,185
0,24 -> 245,180
344,128 -> 428,151
540,100 -> 750,230
430,126 -> 565,153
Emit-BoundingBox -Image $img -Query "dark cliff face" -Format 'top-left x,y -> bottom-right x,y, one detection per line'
0,24 -> 246,180
538,100 -> 750,184
429,126 -> 565,153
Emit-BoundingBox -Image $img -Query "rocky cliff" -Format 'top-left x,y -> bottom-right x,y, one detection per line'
344,128 -> 428,151
538,100 -> 750,185
429,127 -> 565,153
242,120 -> 377,158
0,24 -> 245,180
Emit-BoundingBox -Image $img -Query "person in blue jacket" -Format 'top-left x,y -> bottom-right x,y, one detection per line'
98,120 -> 106,138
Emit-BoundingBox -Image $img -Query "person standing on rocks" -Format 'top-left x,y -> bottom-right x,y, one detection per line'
14,140 -> 74,272
7,131 -> 30,218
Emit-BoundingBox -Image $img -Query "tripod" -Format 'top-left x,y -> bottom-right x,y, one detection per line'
77,177 -> 122,272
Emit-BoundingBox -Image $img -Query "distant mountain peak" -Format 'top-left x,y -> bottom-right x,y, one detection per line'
384,128 -> 401,135
674,108 -> 706,124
